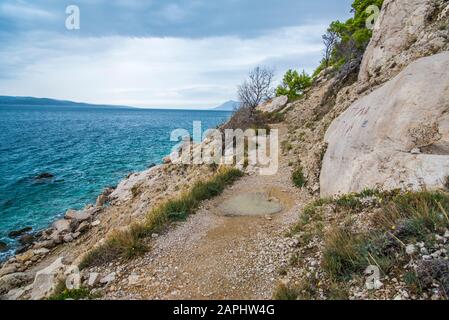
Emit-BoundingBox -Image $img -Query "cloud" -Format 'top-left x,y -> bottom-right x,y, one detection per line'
0,24 -> 326,108
0,1 -> 55,20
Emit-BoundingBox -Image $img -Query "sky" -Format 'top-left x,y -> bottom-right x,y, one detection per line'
0,0 -> 353,109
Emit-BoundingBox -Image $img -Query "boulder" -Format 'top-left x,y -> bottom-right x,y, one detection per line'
8,227 -> 32,238
96,187 -> 114,207
63,234 -> 74,243
0,264 -> 18,277
0,241 -> 7,252
91,220 -> 101,227
53,219 -> 72,234
321,52 -> 449,196
359,0 -> 433,82
0,272 -> 32,295
19,234 -> 35,246
34,172 -> 54,181
33,240 -> 56,250
257,96 -> 288,113
65,209 -> 92,222
75,221 -> 90,234
30,257 -> 66,300
33,248 -> 50,256
16,250 -> 34,263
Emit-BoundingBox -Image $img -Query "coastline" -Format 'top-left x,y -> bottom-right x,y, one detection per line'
0,108 -> 232,262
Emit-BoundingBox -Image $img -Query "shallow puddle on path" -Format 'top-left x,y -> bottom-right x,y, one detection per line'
218,192 -> 283,217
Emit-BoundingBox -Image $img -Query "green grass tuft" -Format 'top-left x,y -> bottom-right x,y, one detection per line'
292,167 -> 307,188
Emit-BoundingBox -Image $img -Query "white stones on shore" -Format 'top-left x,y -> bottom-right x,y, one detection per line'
30,257 -> 65,300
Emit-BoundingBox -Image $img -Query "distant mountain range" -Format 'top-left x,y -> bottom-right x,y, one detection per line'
0,96 -> 242,111
212,100 -> 240,111
0,96 -> 133,109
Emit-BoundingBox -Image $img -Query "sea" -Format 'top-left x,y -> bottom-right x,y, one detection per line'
0,104 -> 231,259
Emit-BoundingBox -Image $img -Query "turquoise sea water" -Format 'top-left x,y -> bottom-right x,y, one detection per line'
0,105 -> 231,258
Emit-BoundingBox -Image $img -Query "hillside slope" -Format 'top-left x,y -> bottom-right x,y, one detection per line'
1,0 -> 449,301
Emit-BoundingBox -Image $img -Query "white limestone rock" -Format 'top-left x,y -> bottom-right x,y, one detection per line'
321,52 -> 449,196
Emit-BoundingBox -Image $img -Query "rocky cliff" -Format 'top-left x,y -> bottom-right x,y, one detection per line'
1,0 -> 449,301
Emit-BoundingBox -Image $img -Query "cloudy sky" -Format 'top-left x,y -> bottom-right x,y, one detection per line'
0,0 -> 353,109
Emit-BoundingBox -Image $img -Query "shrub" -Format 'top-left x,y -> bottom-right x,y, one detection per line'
314,0 -> 384,75
292,167 -> 307,188
276,70 -> 311,101
221,106 -> 271,132
273,283 -> 301,300
48,281 -> 99,300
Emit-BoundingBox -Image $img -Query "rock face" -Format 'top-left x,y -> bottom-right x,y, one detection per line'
321,52 -> 449,196
257,96 -> 288,113
30,257 -> 66,300
0,273 -> 32,295
360,0 -> 449,82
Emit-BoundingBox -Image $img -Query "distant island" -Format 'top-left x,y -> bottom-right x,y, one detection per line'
212,100 -> 240,111
0,96 -> 134,109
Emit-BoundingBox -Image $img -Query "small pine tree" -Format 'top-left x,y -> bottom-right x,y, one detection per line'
276,70 -> 312,101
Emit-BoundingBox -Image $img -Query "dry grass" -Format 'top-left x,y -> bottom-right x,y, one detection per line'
80,167 -> 243,269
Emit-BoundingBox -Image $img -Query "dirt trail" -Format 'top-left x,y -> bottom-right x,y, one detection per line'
102,125 -> 309,300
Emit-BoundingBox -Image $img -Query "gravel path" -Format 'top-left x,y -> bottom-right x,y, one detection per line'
98,125 -> 310,300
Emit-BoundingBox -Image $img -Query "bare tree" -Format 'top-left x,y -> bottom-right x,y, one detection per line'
322,30 -> 338,67
238,66 -> 275,109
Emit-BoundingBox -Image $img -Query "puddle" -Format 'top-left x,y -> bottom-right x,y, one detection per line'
218,192 -> 283,217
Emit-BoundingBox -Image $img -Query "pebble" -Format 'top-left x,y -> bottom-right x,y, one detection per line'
406,244 -> 416,255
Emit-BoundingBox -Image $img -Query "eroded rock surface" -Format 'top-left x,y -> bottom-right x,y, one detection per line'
321,52 -> 449,196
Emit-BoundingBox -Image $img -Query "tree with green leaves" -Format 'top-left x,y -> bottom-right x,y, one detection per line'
314,0 -> 384,75
276,70 -> 312,101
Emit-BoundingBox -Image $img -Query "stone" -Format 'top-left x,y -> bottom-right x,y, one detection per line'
16,250 -> 34,263
19,234 -> 35,246
91,220 -> 101,227
2,287 -> 26,300
30,257 -> 66,300
0,272 -> 32,295
87,272 -> 100,287
76,221 -> 90,233
65,209 -> 92,222
0,241 -> 7,252
34,172 -> 54,180
406,244 -> 417,255
128,274 -> 140,286
96,187 -> 113,207
100,272 -> 116,285
163,156 -> 172,164
257,96 -> 288,113
321,52 -> 449,196
8,227 -> 32,238
359,0 -> 434,81
63,234 -> 74,243
33,240 -> 56,250
53,219 -> 72,234
33,248 -> 50,256
0,264 -> 17,277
